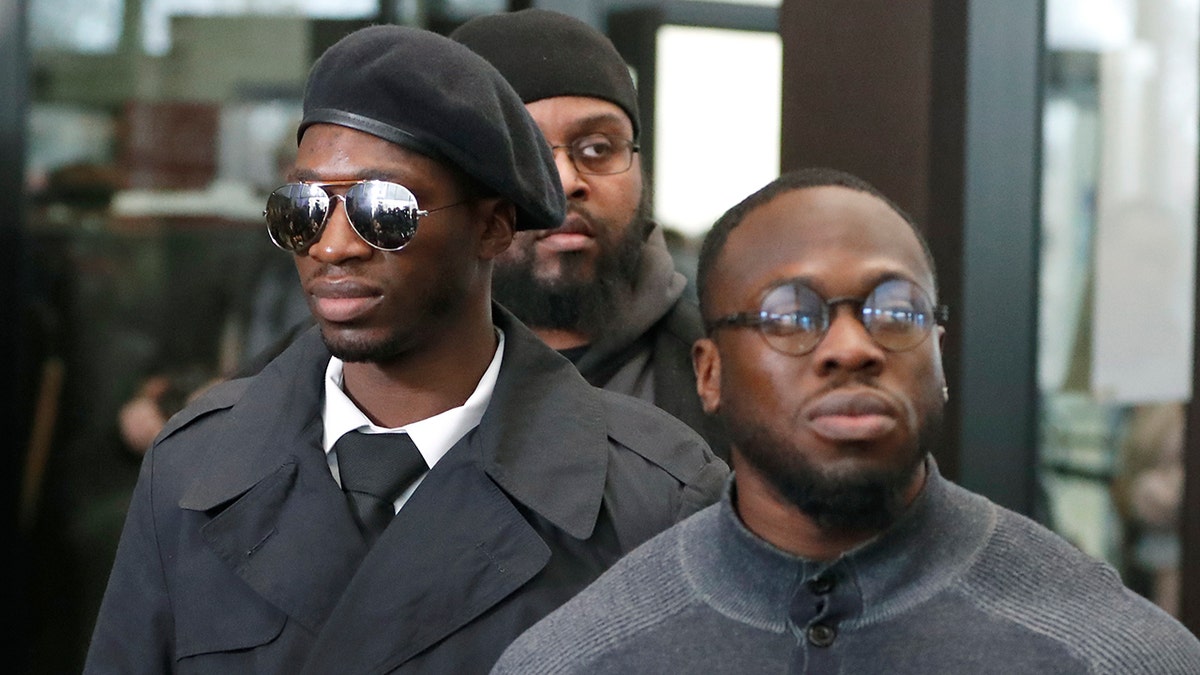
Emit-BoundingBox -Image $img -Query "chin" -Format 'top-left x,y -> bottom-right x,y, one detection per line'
733,421 -> 926,532
541,255 -> 597,285
319,325 -> 404,363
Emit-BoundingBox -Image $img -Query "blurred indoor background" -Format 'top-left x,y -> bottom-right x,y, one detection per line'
3,0 -> 1198,670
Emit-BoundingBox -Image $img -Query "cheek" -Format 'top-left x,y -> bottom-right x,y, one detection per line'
900,349 -> 946,425
293,254 -> 316,281
598,173 -> 642,221
719,343 -> 801,416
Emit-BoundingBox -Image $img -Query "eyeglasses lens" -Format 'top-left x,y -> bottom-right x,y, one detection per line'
571,134 -> 635,176
344,181 -> 420,251
266,183 -> 329,251
861,279 -> 935,351
759,282 -> 827,355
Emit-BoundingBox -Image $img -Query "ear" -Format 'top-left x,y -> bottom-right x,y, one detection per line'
692,337 -> 723,415
476,198 -> 516,260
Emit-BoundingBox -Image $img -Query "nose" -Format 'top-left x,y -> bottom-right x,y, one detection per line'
552,147 -> 590,201
810,306 -> 885,376
305,195 -> 374,264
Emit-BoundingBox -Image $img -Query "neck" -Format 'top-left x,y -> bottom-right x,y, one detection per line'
531,327 -> 590,351
340,301 -> 497,428
732,459 -> 927,562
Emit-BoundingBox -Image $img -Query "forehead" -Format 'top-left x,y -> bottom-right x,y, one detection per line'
524,96 -> 634,140
291,123 -> 459,187
715,186 -> 934,305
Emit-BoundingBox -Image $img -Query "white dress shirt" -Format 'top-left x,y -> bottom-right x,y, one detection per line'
321,330 -> 504,512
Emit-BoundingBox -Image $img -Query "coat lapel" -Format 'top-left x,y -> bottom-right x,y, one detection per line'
178,329 -> 368,634
478,305 -> 612,539
301,439 -> 551,673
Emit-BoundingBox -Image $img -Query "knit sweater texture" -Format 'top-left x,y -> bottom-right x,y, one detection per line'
492,460 -> 1200,674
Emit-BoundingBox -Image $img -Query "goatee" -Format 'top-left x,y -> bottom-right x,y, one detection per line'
730,403 -> 941,533
493,202 -> 651,338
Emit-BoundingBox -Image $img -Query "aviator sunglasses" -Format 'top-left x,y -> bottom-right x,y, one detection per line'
705,277 -> 949,356
264,180 -> 465,252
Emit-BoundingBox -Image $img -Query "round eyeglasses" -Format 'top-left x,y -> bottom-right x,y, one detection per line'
550,133 -> 640,176
705,278 -> 949,356
264,180 -> 465,252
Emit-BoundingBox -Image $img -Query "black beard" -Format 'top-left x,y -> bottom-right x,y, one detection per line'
492,204 -> 650,338
729,401 -> 941,533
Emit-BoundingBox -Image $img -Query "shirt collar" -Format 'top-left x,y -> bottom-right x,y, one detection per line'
321,329 -> 505,470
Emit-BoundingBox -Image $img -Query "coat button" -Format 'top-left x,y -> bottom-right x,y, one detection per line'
808,574 -> 835,595
807,623 -> 837,647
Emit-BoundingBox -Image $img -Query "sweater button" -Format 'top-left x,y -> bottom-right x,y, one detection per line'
807,623 -> 837,647
808,574 -> 835,595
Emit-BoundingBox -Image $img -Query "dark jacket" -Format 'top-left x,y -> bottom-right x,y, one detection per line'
84,306 -> 727,674
571,225 -> 729,461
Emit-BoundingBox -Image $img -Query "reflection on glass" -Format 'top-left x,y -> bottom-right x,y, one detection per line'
1040,0 -> 1196,618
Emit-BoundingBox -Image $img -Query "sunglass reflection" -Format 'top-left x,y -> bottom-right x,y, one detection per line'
265,180 -> 460,252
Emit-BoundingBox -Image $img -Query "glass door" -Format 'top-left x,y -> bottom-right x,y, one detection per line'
1040,0 -> 1197,618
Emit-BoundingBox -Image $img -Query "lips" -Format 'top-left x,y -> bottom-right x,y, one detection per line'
307,277 -> 383,323
541,212 -> 594,237
537,212 -> 596,253
803,388 -> 899,442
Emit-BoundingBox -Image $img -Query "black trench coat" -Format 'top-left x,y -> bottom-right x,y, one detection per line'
85,305 -> 727,674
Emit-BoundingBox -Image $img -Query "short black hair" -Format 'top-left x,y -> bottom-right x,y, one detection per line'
696,167 -> 938,318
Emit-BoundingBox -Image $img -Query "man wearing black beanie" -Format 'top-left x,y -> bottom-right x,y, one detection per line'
452,10 -> 729,461
84,25 -> 726,674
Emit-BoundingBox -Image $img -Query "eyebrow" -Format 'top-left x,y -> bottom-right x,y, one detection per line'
286,168 -> 402,183
764,270 -> 929,298
562,112 -> 633,139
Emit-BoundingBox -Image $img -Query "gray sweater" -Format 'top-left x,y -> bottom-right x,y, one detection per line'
493,460 -> 1200,674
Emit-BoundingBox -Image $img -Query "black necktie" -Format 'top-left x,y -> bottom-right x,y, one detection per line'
335,431 -> 427,543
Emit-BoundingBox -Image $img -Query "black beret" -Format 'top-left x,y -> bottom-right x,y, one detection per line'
450,9 -> 640,139
299,24 -> 565,231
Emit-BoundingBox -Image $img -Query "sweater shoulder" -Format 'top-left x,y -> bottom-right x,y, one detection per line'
956,503 -> 1200,673
493,508 -> 716,673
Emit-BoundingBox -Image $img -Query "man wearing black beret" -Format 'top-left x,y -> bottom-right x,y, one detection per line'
84,25 -> 726,674
452,10 -> 729,461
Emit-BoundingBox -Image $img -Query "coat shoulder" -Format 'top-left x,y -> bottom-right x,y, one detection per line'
595,388 -> 728,507
156,376 -> 251,442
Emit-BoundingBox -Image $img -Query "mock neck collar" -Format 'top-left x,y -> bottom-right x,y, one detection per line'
681,458 -> 994,632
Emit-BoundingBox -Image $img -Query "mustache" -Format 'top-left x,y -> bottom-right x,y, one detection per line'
801,376 -> 903,413
537,208 -> 595,238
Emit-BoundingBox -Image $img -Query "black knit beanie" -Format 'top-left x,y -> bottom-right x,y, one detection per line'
450,9 -> 641,139
299,25 -> 565,231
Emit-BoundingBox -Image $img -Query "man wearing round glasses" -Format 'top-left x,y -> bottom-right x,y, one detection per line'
452,10 -> 729,460
491,169 -> 1200,673
86,25 -> 725,674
